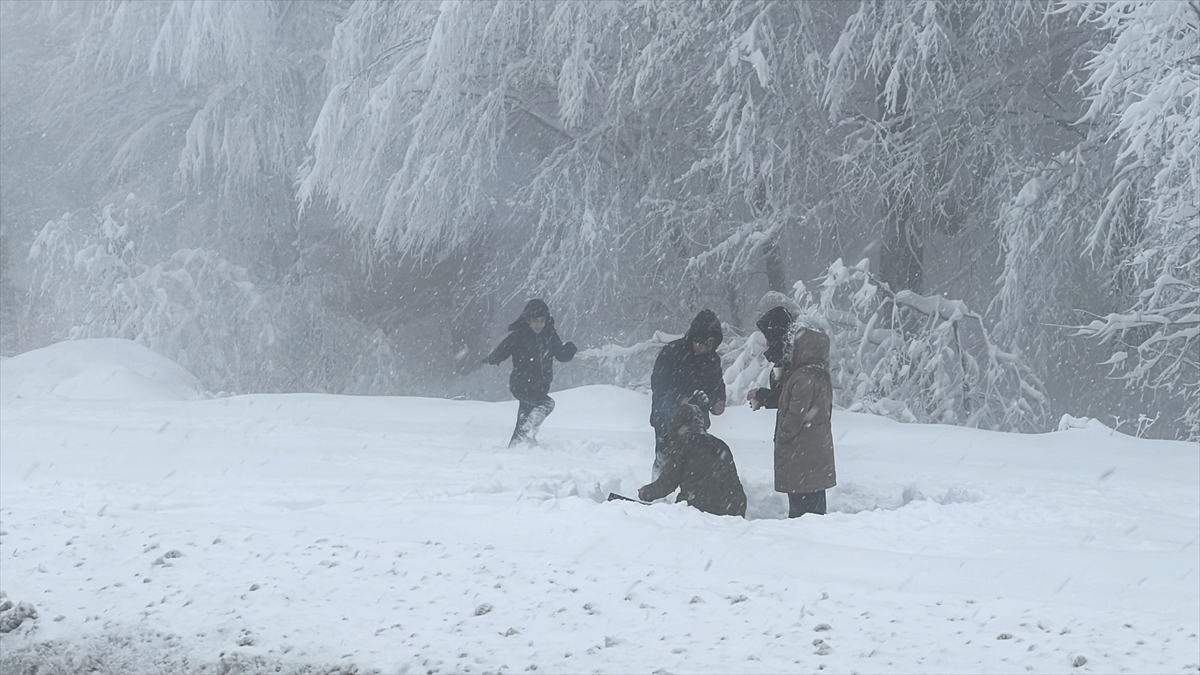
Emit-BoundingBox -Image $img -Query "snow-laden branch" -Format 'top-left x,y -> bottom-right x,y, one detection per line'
724,258 -> 1050,431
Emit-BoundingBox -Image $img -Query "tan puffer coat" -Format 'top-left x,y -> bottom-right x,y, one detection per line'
774,328 -> 836,494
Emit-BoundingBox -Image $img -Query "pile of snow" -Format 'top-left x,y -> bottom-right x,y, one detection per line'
1,340 -> 1197,674
0,339 -> 203,403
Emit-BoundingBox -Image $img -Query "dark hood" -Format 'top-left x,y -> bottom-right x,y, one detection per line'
508,299 -> 554,332
684,309 -> 723,348
758,306 -> 794,364
756,306 -> 794,343
792,327 -> 830,367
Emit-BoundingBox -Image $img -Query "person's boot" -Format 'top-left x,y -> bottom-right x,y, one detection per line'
510,414 -> 539,447
509,421 -> 531,447
509,410 -> 530,447
520,401 -> 553,446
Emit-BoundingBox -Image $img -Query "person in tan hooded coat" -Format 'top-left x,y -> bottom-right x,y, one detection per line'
774,327 -> 836,517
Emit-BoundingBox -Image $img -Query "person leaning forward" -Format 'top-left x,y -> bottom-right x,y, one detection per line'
638,403 -> 746,518
649,309 -> 726,480
774,326 -> 836,517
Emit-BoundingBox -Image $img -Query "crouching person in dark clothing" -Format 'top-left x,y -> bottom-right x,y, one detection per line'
484,299 -> 577,447
638,403 -> 747,518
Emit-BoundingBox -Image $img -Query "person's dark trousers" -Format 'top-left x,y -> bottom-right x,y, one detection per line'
651,422 -> 671,480
788,491 -> 827,518
511,397 -> 555,446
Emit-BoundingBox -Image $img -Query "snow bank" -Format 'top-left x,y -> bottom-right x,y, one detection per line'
0,339 -> 203,403
1,347 -> 1196,674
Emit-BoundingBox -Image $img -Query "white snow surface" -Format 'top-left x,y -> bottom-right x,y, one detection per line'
0,338 -> 203,403
1,339 -> 1197,674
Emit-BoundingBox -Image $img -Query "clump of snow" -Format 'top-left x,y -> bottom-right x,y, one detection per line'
0,339 -> 203,403
0,592 -> 38,634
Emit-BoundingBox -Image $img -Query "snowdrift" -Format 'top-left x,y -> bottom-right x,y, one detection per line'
0,339 -> 203,403
1,340 -> 1196,674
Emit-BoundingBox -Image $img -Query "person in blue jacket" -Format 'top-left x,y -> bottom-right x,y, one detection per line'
484,299 -> 577,446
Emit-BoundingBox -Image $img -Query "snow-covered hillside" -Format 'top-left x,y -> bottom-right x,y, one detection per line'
1,340 -> 1197,674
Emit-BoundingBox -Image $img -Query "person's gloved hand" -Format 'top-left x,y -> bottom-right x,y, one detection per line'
559,341 -> 578,361
690,389 -> 711,411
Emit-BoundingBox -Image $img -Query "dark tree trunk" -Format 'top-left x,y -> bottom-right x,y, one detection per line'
752,180 -> 788,294
726,277 -> 742,328
876,71 -> 922,293
763,238 -> 787,294
880,189 -> 922,293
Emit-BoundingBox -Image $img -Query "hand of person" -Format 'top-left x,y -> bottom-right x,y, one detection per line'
560,341 -> 578,360
748,388 -> 762,410
711,399 -> 725,416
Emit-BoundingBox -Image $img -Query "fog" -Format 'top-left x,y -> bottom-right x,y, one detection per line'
1,0 -> 1195,438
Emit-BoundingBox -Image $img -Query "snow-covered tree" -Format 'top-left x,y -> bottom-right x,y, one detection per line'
993,1 -> 1198,438
25,203 -> 275,391
6,1 -> 408,393
2,0 -> 1192,436
824,0 -> 1092,297
298,0 -> 839,330
23,202 -> 417,395
1068,1 -> 1199,439
723,259 -> 1050,431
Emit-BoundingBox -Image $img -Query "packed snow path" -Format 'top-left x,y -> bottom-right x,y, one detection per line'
1,340 -> 1197,674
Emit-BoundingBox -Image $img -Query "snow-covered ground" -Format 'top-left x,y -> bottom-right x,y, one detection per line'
1,339 -> 1197,674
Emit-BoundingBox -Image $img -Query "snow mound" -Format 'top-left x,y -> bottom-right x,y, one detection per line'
0,339 -> 203,402
1057,414 -> 1115,433
547,384 -> 650,432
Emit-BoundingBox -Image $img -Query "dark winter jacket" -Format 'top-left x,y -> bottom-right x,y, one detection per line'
753,306 -> 795,410
774,328 -> 836,494
639,404 -> 747,517
484,300 -> 577,401
649,309 -> 726,428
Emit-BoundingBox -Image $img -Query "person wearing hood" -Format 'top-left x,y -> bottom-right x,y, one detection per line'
747,306 -> 795,411
649,309 -> 726,479
484,299 -> 577,446
637,403 -> 747,518
774,326 -> 836,517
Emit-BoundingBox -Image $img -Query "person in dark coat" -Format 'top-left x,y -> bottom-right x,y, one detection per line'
484,299 -> 577,446
774,327 -> 836,517
748,306 -> 796,410
638,403 -> 747,518
649,309 -> 726,479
